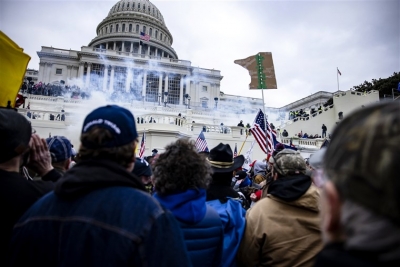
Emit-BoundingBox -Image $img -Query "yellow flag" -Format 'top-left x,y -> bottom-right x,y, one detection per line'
0,31 -> 31,108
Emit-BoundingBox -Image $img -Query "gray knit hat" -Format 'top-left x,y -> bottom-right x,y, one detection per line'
324,101 -> 400,226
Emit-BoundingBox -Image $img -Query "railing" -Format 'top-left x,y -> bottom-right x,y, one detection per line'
136,114 -> 186,127
281,137 -> 326,149
18,108 -> 71,124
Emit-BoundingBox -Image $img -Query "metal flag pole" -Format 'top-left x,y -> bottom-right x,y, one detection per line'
337,67 -> 340,92
238,132 -> 249,154
257,53 -> 268,155
261,89 -> 268,155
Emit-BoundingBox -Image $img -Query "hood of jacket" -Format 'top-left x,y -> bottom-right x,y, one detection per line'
154,189 -> 207,225
267,174 -> 319,212
55,159 -> 145,199
254,160 -> 267,175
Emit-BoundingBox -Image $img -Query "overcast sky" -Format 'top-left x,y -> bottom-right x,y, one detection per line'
1,0 -> 398,108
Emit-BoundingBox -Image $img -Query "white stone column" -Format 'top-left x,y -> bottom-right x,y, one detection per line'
106,43 -> 108,50
186,78 -> 191,98
147,45 -> 150,56
125,68 -> 132,92
122,42 -> 125,52
85,63 -> 92,88
38,62 -> 46,82
46,63 -> 53,83
155,48 -> 158,57
113,42 -> 116,50
164,75 -> 169,93
158,73 -> 163,101
142,71 -> 147,98
102,65 -> 108,91
179,75 -> 184,105
78,62 -> 85,79
130,42 -> 133,53
108,65 -> 115,92
139,43 -> 142,55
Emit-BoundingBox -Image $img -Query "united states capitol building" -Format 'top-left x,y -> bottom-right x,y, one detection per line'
21,0 -> 381,159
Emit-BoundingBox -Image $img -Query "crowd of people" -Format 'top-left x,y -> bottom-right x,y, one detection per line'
289,106 -> 325,120
1,101 -> 399,266
21,82 -> 88,99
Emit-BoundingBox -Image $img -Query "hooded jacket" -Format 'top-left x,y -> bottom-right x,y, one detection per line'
154,189 -> 223,267
9,160 -> 191,267
237,174 -> 322,267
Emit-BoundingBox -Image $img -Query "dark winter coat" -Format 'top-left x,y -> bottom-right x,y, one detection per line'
8,160 -> 191,267
0,168 -> 60,264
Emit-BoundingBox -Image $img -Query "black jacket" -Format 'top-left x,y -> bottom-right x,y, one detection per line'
0,168 -> 61,263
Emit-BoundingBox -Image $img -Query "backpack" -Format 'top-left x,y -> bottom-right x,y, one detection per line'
206,198 -> 246,267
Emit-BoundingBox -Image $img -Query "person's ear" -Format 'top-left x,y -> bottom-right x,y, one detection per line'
65,158 -> 72,170
322,181 -> 342,237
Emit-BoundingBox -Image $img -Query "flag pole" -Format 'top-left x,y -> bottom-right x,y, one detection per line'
238,132 -> 249,154
261,89 -> 268,155
336,67 -> 339,92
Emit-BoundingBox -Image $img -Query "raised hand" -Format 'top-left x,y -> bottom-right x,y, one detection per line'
27,134 -> 53,177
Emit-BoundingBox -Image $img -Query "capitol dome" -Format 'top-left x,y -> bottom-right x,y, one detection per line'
88,0 -> 177,59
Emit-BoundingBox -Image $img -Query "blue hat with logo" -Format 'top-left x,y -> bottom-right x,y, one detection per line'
46,136 -> 72,163
81,105 -> 138,148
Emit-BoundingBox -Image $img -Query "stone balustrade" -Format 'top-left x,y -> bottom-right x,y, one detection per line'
280,137 -> 326,149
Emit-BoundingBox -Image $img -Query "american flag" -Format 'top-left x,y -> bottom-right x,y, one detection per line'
250,109 -> 275,155
138,132 -> 146,159
234,143 -> 238,157
195,131 -> 209,152
140,32 -> 150,42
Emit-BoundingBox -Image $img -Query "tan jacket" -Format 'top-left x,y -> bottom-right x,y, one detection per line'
237,185 -> 322,267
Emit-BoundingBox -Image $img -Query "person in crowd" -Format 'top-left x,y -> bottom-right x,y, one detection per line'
237,149 -> 323,267
322,124 -> 327,138
151,148 -> 158,156
45,136 -> 73,176
26,103 -> 31,118
303,132 -> 309,138
152,138 -> 223,267
237,120 -> 244,135
233,170 -> 256,207
8,105 -> 191,267
252,159 -> 267,185
206,143 -> 246,267
0,109 -> 62,263
314,101 -> 400,266
282,129 -> 289,137
132,157 -> 153,194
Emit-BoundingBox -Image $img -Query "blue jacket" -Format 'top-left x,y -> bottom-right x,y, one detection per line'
154,189 -> 223,267
9,160 -> 192,267
207,198 -> 246,267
